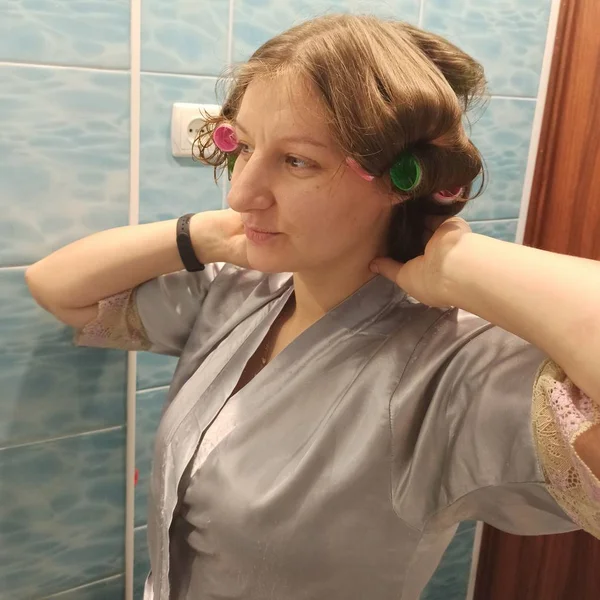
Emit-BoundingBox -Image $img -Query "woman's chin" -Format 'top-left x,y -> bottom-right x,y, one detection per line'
246,248 -> 292,274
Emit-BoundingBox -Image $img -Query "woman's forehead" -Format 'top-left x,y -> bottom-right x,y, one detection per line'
238,75 -> 330,140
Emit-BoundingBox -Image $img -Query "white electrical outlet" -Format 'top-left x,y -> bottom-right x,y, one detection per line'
171,103 -> 221,158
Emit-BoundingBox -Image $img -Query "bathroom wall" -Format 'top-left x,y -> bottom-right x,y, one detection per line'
0,1 -> 554,598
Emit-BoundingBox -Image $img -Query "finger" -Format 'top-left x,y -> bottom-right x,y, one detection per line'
440,216 -> 472,233
370,257 -> 404,282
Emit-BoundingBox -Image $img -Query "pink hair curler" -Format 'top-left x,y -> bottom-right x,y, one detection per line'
345,157 -> 375,182
213,123 -> 239,152
432,186 -> 464,204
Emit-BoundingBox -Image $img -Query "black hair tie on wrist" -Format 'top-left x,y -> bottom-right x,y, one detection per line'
176,214 -> 205,272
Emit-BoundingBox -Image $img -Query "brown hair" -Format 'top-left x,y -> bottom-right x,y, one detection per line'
195,13 -> 488,263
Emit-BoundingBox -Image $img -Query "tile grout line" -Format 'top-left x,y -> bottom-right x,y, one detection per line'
0,60 -> 220,81
137,384 -> 171,396
223,0 -> 236,208
0,425 -> 124,452
0,60 -> 129,74
40,573 -> 125,599
227,0 -> 235,65
418,0 -> 425,28
489,94 -> 536,101
467,217 -> 518,224
142,69 -> 219,80
126,0 -> 142,598
125,356 -> 138,600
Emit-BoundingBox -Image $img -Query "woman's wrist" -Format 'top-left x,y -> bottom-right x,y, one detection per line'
188,211 -> 222,266
438,230 -> 485,308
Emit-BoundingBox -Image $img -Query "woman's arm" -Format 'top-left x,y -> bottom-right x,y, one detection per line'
443,232 -> 600,479
372,218 -> 600,404
26,210 -> 245,328
373,219 -> 600,530
443,232 -> 600,405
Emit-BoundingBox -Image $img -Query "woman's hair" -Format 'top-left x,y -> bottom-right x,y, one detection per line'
195,13 -> 488,263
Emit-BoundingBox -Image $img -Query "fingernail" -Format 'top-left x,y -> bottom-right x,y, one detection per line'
370,262 -> 379,273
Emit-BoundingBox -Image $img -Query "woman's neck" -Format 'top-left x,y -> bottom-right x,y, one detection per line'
290,259 -> 377,329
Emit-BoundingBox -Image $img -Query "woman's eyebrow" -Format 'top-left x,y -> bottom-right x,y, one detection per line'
232,119 -> 329,149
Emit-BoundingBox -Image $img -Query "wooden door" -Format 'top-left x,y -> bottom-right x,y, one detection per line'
474,0 -> 600,598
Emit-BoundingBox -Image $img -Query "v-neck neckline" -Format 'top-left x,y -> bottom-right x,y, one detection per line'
228,273 -> 403,401
228,290 -> 297,397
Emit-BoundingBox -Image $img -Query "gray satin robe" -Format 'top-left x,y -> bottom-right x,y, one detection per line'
127,264 -> 576,599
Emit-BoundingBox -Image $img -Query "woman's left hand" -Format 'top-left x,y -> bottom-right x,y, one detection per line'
370,216 -> 472,308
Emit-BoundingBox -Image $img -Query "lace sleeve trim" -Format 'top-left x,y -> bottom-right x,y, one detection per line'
532,359 -> 600,539
73,288 -> 152,351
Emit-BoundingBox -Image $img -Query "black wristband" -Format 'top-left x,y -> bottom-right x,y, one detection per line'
176,214 -> 205,272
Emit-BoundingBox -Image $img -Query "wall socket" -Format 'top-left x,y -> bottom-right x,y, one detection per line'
171,103 -> 221,158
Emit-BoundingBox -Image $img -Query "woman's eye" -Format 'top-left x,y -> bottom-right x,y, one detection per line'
236,143 -> 312,170
286,156 -> 311,169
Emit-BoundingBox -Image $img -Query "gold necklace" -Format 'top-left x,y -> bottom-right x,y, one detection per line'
260,336 -> 271,366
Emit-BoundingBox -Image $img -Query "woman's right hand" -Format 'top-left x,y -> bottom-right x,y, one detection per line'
26,208 -> 250,329
191,209 -> 249,268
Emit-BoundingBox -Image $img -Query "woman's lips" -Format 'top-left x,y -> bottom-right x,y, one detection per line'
243,225 -> 280,244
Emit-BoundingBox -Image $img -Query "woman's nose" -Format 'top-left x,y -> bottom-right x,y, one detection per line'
226,155 -> 274,212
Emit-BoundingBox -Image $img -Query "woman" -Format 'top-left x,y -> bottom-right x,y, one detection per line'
26,14 -> 599,600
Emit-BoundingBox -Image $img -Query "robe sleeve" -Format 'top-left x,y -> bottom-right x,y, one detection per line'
532,359 -> 600,538
74,263 -> 271,356
390,308 -> 598,539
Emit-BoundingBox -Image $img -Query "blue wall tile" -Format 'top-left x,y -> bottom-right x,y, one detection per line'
233,0 -> 421,62
139,74 -> 224,224
464,98 -> 536,221
0,0 -> 130,69
135,388 -> 168,527
0,65 -> 130,267
0,269 -> 73,351
0,344 -> 127,448
0,269 -> 127,447
44,575 -> 125,600
423,0 -> 552,98
421,521 -> 477,600
137,352 -> 179,391
0,428 -> 126,599
469,219 -> 518,242
141,0 -> 230,76
134,527 -> 150,600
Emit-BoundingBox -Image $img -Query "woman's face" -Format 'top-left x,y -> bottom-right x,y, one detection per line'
227,74 -> 395,275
